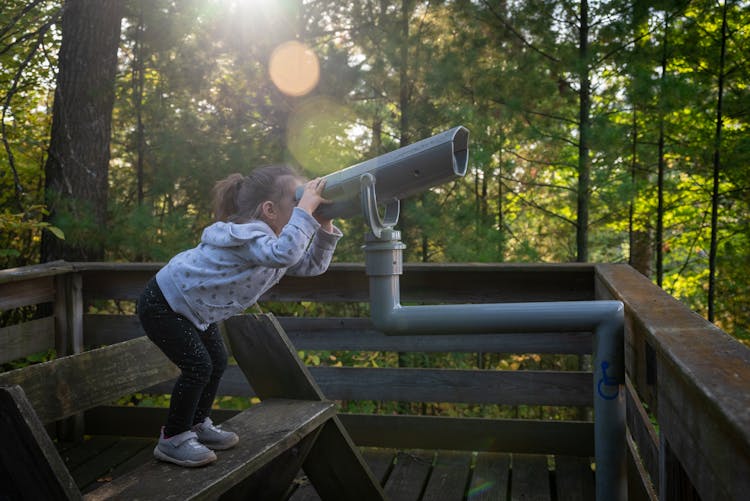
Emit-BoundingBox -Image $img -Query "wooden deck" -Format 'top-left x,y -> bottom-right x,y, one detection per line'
61,437 -> 594,500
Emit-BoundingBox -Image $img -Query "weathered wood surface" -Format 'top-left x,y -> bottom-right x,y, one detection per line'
469,452 -> 510,500
289,450 -> 593,501
625,376 -> 658,493
68,262 -> 595,303
0,336 -> 179,424
0,259 -> 73,284
511,453 -> 551,500
83,314 -> 594,354
596,264 -> 750,500
83,399 -> 335,500
383,450 -> 433,501
141,364 -> 594,408
0,385 -> 80,501
0,317 -> 55,364
555,455 -> 595,501
224,313 -> 387,501
144,364 -> 592,407
0,275 -> 56,310
421,450 -> 472,500
339,414 -> 594,456
309,366 -> 592,406
82,406 -> 594,457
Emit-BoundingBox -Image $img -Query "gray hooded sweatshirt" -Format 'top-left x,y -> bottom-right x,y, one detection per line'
156,207 -> 342,330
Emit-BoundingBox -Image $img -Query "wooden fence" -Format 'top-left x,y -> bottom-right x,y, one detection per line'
1,261 -> 749,500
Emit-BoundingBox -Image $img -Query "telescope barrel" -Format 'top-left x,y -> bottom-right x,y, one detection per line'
297,126 -> 469,220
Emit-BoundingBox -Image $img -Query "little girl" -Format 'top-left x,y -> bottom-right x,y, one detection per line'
136,164 -> 341,467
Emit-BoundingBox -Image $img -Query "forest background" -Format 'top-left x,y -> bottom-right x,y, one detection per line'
1,0 -> 748,350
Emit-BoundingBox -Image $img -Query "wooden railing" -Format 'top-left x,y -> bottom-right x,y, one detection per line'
2,261 -> 748,500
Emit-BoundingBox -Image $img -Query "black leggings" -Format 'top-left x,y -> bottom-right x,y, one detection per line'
137,277 -> 228,437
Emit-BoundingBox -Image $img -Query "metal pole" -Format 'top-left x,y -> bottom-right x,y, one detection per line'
362,228 -> 627,500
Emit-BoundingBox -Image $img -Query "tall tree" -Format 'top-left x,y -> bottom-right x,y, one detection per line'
41,0 -> 123,261
707,0 -> 729,321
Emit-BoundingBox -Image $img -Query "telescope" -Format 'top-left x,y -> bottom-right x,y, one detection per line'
296,126 -> 469,230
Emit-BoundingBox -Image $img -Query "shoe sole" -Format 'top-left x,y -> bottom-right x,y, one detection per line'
201,435 -> 240,450
153,446 -> 217,467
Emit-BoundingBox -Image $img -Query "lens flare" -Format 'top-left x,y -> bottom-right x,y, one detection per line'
268,40 -> 320,97
286,96 -> 360,177
467,481 -> 496,497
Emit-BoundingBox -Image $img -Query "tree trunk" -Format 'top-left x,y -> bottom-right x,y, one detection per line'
629,105 -> 652,277
708,1 -> 728,322
41,0 -> 123,262
576,0 -> 591,262
655,15 -> 669,287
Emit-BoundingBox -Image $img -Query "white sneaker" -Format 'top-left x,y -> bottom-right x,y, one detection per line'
153,428 -> 217,467
192,417 -> 240,450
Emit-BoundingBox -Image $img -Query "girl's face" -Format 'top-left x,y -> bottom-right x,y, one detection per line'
266,176 -> 302,235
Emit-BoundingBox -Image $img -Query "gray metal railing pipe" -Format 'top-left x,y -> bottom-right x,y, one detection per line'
363,229 -> 626,501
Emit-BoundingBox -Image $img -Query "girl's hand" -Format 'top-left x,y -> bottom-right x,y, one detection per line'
296,178 -> 329,216
315,215 -> 334,233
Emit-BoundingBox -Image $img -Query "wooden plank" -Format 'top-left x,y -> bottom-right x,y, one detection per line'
83,399 -> 335,500
309,367 -> 593,406
469,452 -> 511,501
596,264 -> 750,501
224,313 -> 386,500
58,272 -> 83,356
288,448 -> 396,501
0,317 -> 55,364
361,448 -> 396,486
0,260 -> 72,285
80,268 -> 156,302
145,363 -> 593,408
287,483 -> 320,501
383,450 -> 434,501
303,416 -> 387,501
83,314 -> 144,346
83,406 -> 237,438
625,376 -> 658,492
60,436 -> 121,472
511,454 -> 550,501
280,317 -> 593,354
657,363 -> 739,500
0,385 -> 80,501
0,275 -> 56,309
71,437 -> 153,491
81,440 -> 155,494
86,314 -> 592,360
594,269 -> 657,413
626,430 -> 658,501
422,450 -> 472,500
220,427 -> 321,501
0,337 -> 180,424
262,263 -> 595,303
554,456 -> 594,501
339,414 -> 594,456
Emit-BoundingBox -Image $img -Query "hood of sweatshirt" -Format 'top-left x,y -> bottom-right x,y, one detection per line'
200,220 -> 273,247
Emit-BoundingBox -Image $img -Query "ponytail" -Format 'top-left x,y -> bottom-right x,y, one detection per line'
212,173 -> 246,222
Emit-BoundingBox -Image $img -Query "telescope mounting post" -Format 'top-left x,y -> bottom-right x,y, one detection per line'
359,173 -> 400,239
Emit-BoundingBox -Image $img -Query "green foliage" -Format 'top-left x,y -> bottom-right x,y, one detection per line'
0,205 -> 63,264
1,0 -> 748,342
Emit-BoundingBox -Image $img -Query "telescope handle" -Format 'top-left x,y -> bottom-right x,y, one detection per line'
360,173 -> 400,239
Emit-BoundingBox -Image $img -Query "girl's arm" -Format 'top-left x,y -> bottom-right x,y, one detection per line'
286,224 -> 343,277
242,209 -> 319,268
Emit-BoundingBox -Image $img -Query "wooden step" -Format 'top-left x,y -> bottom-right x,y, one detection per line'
83,399 -> 336,500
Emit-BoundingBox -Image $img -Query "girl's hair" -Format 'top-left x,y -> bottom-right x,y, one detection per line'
212,164 -> 302,222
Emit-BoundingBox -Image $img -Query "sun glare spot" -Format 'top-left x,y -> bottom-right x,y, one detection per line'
268,41 -> 320,97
